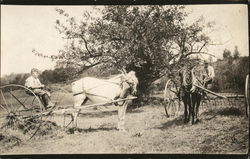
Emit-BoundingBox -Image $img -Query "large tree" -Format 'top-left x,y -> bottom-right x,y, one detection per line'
34,5 -> 214,96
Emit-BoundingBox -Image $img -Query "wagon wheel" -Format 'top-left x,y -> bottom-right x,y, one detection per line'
163,79 -> 180,117
0,84 -> 44,139
245,74 -> 249,117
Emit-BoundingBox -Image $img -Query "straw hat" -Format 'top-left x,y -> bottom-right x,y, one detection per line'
31,68 -> 41,74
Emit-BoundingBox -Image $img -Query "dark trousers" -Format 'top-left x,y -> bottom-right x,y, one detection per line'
204,78 -> 213,89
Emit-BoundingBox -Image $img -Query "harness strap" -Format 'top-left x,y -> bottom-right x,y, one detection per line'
73,91 -> 85,96
169,89 -> 178,94
85,92 -> 112,100
73,91 -> 115,100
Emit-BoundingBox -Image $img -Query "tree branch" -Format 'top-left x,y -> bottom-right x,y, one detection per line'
185,51 -> 217,58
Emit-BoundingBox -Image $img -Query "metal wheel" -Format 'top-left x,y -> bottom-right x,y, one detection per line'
163,79 -> 180,117
245,74 -> 249,117
0,84 -> 44,139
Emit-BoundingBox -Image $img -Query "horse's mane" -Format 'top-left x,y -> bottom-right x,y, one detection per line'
182,68 -> 193,87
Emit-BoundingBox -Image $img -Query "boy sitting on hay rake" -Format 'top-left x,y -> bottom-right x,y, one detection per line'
25,68 -> 55,110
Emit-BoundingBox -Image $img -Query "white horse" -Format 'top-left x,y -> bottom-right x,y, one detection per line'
71,70 -> 138,132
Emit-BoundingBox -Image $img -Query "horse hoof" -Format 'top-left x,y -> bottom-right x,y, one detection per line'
195,119 -> 201,124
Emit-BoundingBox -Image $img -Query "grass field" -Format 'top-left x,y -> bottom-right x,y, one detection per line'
0,90 -> 248,154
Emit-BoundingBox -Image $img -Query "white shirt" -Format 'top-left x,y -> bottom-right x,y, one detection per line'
25,76 -> 42,88
205,65 -> 215,79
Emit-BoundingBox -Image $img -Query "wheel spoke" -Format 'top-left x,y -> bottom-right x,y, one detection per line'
1,90 -> 10,112
9,91 -> 29,112
9,88 -> 14,112
0,103 -> 10,113
21,96 -> 30,107
31,97 -> 43,112
245,75 -> 249,117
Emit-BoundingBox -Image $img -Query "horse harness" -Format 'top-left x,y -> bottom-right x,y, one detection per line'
181,68 -> 202,94
72,76 -> 136,105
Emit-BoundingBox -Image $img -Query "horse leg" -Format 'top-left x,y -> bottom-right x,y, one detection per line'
174,100 -> 177,117
178,100 -> 182,116
173,100 -> 178,117
117,82 -> 131,131
188,94 -> 192,123
195,94 -> 202,123
117,101 -> 129,132
72,93 -> 86,128
183,96 -> 188,123
191,94 -> 195,125
163,100 -> 170,118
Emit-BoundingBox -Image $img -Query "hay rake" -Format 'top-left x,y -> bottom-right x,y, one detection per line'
0,84 -> 137,139
163,71 -> 249,118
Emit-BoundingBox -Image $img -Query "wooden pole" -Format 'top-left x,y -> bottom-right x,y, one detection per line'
193,84 -> 227,99
50,96 -> 138,115
74,96 -> 137,109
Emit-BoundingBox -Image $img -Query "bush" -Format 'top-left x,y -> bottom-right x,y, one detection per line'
213,56 -> 249,93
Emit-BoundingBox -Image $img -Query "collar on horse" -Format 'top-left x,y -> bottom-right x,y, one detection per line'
182,68 -> 199,93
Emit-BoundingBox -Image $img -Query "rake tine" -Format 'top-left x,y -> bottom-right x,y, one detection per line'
29,121 -> 43,140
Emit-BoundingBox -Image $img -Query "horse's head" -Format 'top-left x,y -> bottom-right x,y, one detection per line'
119,70 -> 138,96
181,68 -> 196,92
128,71 -> 139,95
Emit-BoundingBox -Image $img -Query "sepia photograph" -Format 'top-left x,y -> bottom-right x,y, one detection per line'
0,4 -> 249,155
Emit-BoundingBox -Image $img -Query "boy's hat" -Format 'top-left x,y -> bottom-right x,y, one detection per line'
31,68 -> 41,74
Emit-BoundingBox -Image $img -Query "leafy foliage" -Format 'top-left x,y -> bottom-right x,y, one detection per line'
39,67 -> 76,84
212,56 -> 249,93
233,46 -> 240,59
222,49 -> 232,59
33,6 -> 214,96
0,73 -> 29,86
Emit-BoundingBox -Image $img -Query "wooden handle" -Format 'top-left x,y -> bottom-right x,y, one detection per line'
193,84 -> 227,99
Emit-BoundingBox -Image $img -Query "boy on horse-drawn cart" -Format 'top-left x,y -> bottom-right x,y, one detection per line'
25,68 -> 55,110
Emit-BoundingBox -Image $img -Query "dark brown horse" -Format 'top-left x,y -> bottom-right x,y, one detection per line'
179,67 -> 202,124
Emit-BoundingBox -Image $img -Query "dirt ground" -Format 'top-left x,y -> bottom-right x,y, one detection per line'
0,97 -> 248,155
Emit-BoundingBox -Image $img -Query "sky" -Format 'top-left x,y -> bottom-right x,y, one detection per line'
1,4 -> 249,77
